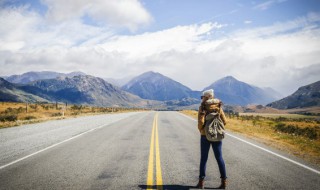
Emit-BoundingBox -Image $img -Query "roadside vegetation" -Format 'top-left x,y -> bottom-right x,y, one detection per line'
0,102 -> 146,128
180,110 -> 320,166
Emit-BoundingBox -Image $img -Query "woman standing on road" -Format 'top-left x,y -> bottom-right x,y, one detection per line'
196,89 -> 227,189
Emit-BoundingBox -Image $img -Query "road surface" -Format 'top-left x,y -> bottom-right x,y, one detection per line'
0,111 -> 319,189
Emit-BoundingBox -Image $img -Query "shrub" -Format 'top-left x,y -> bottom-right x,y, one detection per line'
71,105 -> 82,110
40,105 -> 49,110
23,116 -> 37,120
274,123 -> 318,140
3,107 -> 24,114
274,117 -> 288,122
304,127 -> 318,140
275,123 -> 286,130
0,114 -> 18,122
51,113 -> 63,117
71,112 -> 80,115
29,104 -> 38,111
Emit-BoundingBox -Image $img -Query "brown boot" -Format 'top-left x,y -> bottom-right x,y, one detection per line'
219,178 -> 227,189
196,179 -> 204,189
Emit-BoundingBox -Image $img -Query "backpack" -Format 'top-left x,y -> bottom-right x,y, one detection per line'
202,101 -> 225,142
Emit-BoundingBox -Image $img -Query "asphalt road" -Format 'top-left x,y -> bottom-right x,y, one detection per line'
0,111 -> 319,190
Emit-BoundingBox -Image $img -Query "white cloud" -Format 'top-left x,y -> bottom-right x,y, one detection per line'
0,6 -> 113,50
244,20 -> 252,24
0,6 -> 39,51
98,22 -> 223,59
0,5 -> 319,96
253,0 -> 287,11
142,28 -> 320,95
235,12 -> 320,38
42,0 -> 152,31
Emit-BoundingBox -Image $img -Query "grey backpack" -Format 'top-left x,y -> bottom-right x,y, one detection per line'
204,112 -> 225,142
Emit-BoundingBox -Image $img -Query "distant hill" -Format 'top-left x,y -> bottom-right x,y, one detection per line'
0,78 -> 48,102
30,75 -> 150,107
204,76 -> 278,106
267,81 -> 320,109
0,76 -> 155,107
4,71 -> 86,84
122,71 -> 201,101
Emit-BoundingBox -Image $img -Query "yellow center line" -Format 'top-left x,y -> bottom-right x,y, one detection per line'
147,114 -> 156,189
147,113 -> 163,190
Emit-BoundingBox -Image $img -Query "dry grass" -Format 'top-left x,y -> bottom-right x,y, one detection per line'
240,112 -> 318,119
0,102 -> 145,128
180,110 -> 320,166
286,106 -> 320,114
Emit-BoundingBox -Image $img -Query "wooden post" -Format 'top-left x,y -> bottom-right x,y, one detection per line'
62,104 -> 65,117
56,102 -> 58,110
26,103 -> 28,113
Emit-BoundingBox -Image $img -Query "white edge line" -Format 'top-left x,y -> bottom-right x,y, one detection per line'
0,123 -> 108,170
178,112 -> 320,175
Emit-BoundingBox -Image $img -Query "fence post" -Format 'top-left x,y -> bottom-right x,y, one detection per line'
62,104 -> 65,117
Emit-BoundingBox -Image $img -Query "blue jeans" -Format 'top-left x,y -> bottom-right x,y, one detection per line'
199,136 -> 227,179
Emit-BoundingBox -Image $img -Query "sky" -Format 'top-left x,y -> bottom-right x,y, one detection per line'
0,0 -> 320,96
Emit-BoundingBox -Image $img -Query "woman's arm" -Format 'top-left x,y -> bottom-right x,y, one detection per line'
220,108 -> 227,126
198,106 -> 205,133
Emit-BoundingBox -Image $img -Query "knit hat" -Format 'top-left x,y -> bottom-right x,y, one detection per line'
202,89 -> 214,98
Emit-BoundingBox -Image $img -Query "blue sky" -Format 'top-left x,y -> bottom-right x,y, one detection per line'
142,0 -> 320,32
0,0 -> 320,95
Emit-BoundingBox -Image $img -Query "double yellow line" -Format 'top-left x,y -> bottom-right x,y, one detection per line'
147,113 -> 163,190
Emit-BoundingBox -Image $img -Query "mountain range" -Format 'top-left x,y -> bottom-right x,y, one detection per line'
122,72 -> 280,106
204,76 -> 280,106
1,71 -> 319,110
0,78 -> 48,102
0,75 -> 154,107
122,71 -> 200,101
267,81 -> 320,109
3,71 -> 86,84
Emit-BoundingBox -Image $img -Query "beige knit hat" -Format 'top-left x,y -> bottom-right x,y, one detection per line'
202,89 -> 214,98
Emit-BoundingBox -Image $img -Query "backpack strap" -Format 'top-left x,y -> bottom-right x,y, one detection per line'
201,102 -> 207,129
202,102 -> 210,117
